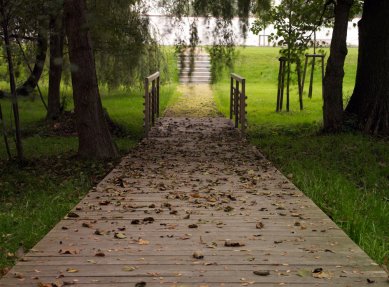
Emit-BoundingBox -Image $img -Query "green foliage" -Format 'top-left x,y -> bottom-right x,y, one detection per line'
161,0 -> 258,82
208,44 -> 236,83
251,0 -> 331,100
87,0 -> 167,87
252,0 -> 327,65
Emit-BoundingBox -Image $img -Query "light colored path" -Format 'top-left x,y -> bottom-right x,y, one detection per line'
1,116 -> 388,286
164,84 -> 221,118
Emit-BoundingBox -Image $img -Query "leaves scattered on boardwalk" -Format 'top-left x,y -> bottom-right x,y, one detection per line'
1,117 -> 387,286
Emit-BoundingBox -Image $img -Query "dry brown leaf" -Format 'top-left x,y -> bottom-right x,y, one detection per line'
114,232 -> 127,239
138,239 -> 150,245
66,268 -> 78,273
59,248 -> 79,255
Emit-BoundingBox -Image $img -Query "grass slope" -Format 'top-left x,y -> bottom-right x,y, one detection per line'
214,47 -> 388,267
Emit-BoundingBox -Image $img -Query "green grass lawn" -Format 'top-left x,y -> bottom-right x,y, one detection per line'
214,47 -> 388,268
0,80 -> 179,272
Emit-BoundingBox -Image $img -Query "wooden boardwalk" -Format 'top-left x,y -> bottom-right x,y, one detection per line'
1,117 -> 388,286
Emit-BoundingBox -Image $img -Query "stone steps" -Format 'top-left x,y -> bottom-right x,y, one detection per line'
178,54 -> 211,84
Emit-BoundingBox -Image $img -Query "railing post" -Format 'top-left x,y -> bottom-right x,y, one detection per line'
240,78 -> 247,132
144,78 -> 150,137
230,77 -> 233,119
144,72 -> 160,137
151,79 -> 156,126
230,73 -> 247,133
234,80 -> 239,128
156,76 -> 160,117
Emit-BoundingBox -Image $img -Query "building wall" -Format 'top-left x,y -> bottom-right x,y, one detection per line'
148,16 -> 360,47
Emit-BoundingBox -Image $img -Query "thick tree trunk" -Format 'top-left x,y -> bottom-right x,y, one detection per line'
47,14 -> 64,120
322,0 -> 353,132
345,0 -> 389,135
16,32 -> 48,96
64,0 -> 118,159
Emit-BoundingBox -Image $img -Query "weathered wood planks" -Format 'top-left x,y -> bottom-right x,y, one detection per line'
1,117 -> 387,287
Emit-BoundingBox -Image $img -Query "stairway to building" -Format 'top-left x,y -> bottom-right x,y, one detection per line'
179,53 -> 211,84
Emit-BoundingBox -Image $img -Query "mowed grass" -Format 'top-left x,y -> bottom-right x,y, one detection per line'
0,72 -> 179,271
214,47 -> 389,267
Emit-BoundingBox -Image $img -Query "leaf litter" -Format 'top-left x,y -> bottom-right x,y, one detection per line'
3,117 -> 386,286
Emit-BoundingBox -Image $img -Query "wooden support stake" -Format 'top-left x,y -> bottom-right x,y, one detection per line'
297,62 -> 303,111
309,57 -> 315,99
280,60 -> 286,111
276,59 -> 283,112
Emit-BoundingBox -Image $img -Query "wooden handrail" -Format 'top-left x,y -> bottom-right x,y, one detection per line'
144,72 -> 160,137
230,73 -> 247,133
146,71 -> 160,82
231,73 -> 245,82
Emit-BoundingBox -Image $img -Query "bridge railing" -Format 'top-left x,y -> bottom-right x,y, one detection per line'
230,73 -> 247,132
144,71 -> 160,137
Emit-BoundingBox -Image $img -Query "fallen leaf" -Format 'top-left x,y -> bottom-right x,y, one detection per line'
67,212 -> 79,218
224,206 -> 234,212
256,222 -> 264,229
143,217 -> 155,224
59,248 -> 79,255
204,262 -> 218,266
297,269 -> 311,277
94,229 -> 104,235
66,268 -> 78,273
225,239 -> 245,247
193,251 -> 204,259
38,281 -> 64,287
114,232 -> 127,239
253,270 -> 270,276
138,239 -> 149,245
99,200 -> 110,206
13,272 -> 24,279
312,268 -> 332,279
122,266 -> 137,272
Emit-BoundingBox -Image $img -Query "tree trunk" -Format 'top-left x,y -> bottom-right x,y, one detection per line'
322,0 -> 353,132
345,0 -> 389,135
64,0 -> 118,159
16,32 -> 48,96
47,14 -> 64,120
0,2 -> 24,161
